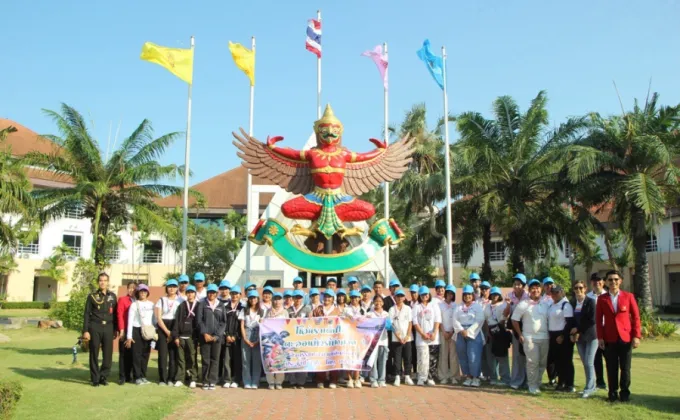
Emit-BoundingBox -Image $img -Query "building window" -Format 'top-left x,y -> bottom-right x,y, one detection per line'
451,244 -> 463,264
674,222 -> 680,249
105,249 -> 121,262
17,238 -> 40,255
64,204 -> 85,219
264,279 -> 281,288
123,276 -> 148,286
489,241 -> 506,262
646,234 -> 658,253
62,234 -> 82,256
143,240 -> 163,263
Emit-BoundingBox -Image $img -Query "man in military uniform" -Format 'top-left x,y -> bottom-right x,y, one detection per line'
82,273 -> 118,387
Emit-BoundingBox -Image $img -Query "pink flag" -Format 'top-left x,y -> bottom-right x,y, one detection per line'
361,45 -> 388,89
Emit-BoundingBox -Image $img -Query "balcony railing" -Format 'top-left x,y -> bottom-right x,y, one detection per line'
17,243 -> 39,255
452,254 -> 463,264
143,252 -> 163,264
105,250 -> 120,261
489,251 -> 505,261
64,207 -> 85,219
646,238 -> 658,253
66,246 -> 82,257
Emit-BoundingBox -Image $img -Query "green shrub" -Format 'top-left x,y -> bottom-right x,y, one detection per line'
49,280 -> 96,331
1,302 -> 50,309
640,306 -> 678,338
0,380 -> 23,420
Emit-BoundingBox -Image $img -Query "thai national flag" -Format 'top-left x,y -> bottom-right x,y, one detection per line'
306,19 -> 322,58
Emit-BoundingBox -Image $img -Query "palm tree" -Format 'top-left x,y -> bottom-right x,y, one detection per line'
453,91 -> 589,273
0,126 -> 34,250
23,104 -> 186,266
565,92 -> 680,309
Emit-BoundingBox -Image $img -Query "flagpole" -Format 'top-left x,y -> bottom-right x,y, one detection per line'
442,45 -> 454,286
316,9 -> 322,119
246,36 -> 255,284
383,42 -> 390,284
180,35 -> 195,275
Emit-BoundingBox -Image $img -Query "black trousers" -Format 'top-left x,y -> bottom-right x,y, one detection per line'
118,336 -> 133,382
604,340 -> 633,400
88,323 -> 114,384
390,341 -> 413,378
200,336 -> 222,385
131,327 -> 151,380
549,331 -> 575,387
547,331 -> 559,382
220,341 -> 242,384
595,347 -> 606,387
156,320 -> 178,383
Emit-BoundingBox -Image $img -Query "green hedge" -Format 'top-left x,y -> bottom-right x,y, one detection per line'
1,302 -> 51,309
0,380 -> 23,420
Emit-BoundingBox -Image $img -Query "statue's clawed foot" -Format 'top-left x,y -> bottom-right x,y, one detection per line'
338,227 -> 364,239
290,224 -> 317,238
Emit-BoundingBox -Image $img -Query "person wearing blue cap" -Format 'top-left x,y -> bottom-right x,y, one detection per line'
408,284 -> 420,381
263,292 -> 289,390
347,275 -> 360,292
511,278 -> 551,395
367,293 -> 390,387
547,285 -> 575,392
389,289 -> 414,386
239,290 -> 265,389
413,285 -> 442,386
312,289 -> 342,388
433,279 -> 447,303
484,286 -> 511,386
504,273 -> 529,389
173,285 -> 199,388
178,274 -> 190,299
542,277 -> 555,305
292,276 -> 310,306
221,285 -> 244,388
409,285 -> 419,308
261,286 -> 274,311
452,285 -> 485,387
336,289 -> 348,313
438,284 -> 460,385
283,290 -> 294,310
218,280 -> 232,305
287,289 -> 312,389
386,280 -> 401,310
360,285 -> 373,313
155,279 -> 184,386
196,284 -> 227,390
243,282 -> 257,306
126,284 -> 155,386
308,288 -> 321,310
193,272 -> 207,300
477,280 -> 493,381
469,272 -> 482,299
343,289 -> 365,389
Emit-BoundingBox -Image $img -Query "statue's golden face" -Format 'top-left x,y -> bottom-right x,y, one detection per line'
315,123 -> 343,145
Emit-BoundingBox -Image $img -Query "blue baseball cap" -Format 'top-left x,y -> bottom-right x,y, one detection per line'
462,285 -> 474,294
263,286 -> 274,294
206,284 -> 218,293
389,279 -> 401,288
409,284 -> 419,293
219,280 -> 231,289
445,284 -> 457,294
434,280 -> 446,288
337,288 -> 347,296
361,285 -> 372,292
469,272 -> 481,281
165,279 -> 179,287
528,279 -> 541,287
283,290 -> 293,298
480,281 -> 491,289
247,290 -> 259,298
186,285 -> 196,292
490,286 -> 502,296
293,290 -> 305,298
245,282 -> 256,290
273,292 -> 283,299
542,277 -> 554,285
230,285 -> 242,294
349,290 -> 361,298
418,286 -> 430,295
513,273 -> 527,284
324,289 -> 336,298
347,276 -> 359,284
293,276 -> 303,283
194,272 -> 205,282
326,277 -> 337,284
309,288 -> 320,296
395,289 -> 406,297
178,274 -> 190,283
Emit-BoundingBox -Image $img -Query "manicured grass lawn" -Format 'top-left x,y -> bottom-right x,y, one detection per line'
534,337 -> 680,419
0,309 -> 50,318
0,328 -> 190,420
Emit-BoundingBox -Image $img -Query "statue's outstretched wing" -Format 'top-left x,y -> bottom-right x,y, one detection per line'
232,128 -> 314,195
342,136 -> 414,197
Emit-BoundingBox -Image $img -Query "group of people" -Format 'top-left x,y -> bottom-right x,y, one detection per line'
82,269 -> 641,402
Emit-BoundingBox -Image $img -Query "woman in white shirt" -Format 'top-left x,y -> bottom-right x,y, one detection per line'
388,289 -> 413,386
239,290 -> 266,389
344,290 -> 365,388
155,279 -> 184,386
125,284 -> 155,385
367,295 -> 390,387
547,285 -> 575,392
453,285 -> 485,387
438,284 -> 459,385
263,293 -> 289,390
412,286 -> 441,386
484,287 -> 511,386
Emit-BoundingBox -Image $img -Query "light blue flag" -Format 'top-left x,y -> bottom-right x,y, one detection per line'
416,39 -> 444,90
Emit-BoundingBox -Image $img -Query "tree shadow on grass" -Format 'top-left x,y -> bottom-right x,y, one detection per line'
628,394 -> 680,415
633,351 -> 680,359
2,347 -> 72,356
10,366 -> 90,384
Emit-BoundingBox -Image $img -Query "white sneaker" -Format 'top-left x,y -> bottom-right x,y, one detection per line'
582,389 -> 594,399
416,380 -> 425,386
440,378 -> 449,385
202,384 -> 209,390
471,378 -> 481,387
174,381 -> 183,387
355,380 -> 362,389
347,379 -> 354,388
275,385 -> 282,390
529,388 -> 541,395
189,381 -> 196,389
268,384 -> 275,390
463,378 -> 472,387
230,382 -> 239,388
329,383 -> 337,389
426,379 -> 435,386
450,378 -> 459,385
393,376 -> 401,387
379,381 -> 387,387
223,382 -> 231,388
371,382 -> 379,388
405,376 -> 414,386
317,383 -> 324,389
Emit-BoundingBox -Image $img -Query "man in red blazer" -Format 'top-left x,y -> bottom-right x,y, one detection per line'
596,270 -> 641,403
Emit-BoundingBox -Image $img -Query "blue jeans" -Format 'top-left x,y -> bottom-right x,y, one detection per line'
455,333 -> 483,377
577,338 -> 598,393
241,341 -> 261,387
370,346 -> 389,383
510,334 -> 526,388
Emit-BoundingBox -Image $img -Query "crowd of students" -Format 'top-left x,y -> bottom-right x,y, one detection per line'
86,270 -> 641,402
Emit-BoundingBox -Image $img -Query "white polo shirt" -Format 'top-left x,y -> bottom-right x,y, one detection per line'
438,300 -> 456,333
389,304 -> 412,343
485,302 -> 508,327
412,301 -> 442,347
452,302 -> 485,339
511,298 -> 551,340
548,297 -> 574,332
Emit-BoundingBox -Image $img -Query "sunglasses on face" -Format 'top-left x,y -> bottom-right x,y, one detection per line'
573,286 -> 584,290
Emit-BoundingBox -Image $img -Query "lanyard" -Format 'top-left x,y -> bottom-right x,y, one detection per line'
186,300 -> 197,317
322,305 -> 336,316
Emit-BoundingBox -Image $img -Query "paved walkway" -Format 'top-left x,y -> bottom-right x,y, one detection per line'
167,383 -> 557,419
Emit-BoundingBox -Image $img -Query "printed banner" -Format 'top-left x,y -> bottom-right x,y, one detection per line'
259,316 -> 386,373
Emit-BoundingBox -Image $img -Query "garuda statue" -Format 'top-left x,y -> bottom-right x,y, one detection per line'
233,104 -> 413,240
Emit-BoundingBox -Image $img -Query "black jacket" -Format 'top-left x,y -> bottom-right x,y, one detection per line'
570,296 -> 597,342
197,300 -> 227,338
172,300 -> 199,339
224,300 -> 244,344
82,290 -> 118,333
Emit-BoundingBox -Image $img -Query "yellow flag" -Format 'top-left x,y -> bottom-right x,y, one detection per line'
228,41 -> 255,86
140,42 -> 193,84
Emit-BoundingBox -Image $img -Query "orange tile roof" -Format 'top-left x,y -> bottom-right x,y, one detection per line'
0,118 -> 61,157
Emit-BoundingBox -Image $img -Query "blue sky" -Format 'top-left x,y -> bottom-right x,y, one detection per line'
3,0 -> 679,187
